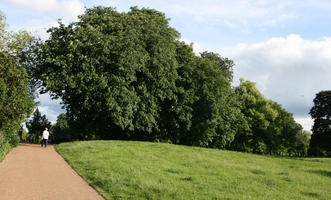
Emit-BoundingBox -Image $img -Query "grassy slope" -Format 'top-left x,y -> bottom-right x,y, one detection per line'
56,141 -> 331,200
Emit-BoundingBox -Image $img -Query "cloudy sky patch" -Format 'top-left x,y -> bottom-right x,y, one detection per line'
3,0 -> 84,20
232,34 -> 331,130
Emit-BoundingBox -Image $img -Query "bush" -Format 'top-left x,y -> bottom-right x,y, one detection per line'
0,130 -> 14,161
0,140 -> 10,162
2,127 -> 20,147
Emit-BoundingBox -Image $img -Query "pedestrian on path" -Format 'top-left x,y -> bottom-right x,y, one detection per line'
41,128 -> 49,148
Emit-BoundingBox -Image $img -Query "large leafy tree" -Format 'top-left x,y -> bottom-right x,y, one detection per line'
309,90 -> 331,156
0,11 -> 35,146
33,6 -> 246,148
34,6 -> 180,139
0,53 -> 34,128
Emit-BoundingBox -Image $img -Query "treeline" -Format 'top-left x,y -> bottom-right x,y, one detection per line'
27,6 -> 310,156
0,11 -> 35,158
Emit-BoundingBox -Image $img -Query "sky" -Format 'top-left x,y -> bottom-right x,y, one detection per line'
1,0 -> 331,131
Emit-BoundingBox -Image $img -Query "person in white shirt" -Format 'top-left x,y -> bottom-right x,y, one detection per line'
41,128 -> 49,148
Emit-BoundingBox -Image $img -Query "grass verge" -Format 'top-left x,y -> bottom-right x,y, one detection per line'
56,140 -> 331,200
0,141 -> 11,162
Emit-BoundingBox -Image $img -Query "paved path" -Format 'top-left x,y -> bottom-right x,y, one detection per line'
0,143 -> 104,200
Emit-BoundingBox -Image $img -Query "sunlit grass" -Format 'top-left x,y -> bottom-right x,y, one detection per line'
56,141 -> 331,200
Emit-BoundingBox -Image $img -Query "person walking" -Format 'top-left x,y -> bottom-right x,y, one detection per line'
41,128 -> 49,148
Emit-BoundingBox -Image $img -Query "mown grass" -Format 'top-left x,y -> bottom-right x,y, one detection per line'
56,141 -> 331,200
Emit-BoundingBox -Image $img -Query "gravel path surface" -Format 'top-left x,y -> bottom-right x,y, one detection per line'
0,143 -> 104,200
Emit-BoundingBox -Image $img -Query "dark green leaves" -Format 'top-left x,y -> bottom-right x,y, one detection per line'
37,7 -> 180,139
0,52 -> 34,128
309,91 -> 331,156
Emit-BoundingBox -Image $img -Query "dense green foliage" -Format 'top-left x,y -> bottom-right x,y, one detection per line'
0,53 -> 34,129
0,11 -> 35,153
57,141 -> 331,200
50,113 -> 72,143
36,7 -> 180,140
163,42 -> 247,148
30,6 -> 308,155
34,6 -> 246,149
26,108 -> 51,143
0,131 -> 10,161
309,91 -> 331,156
233,79 -> 308,155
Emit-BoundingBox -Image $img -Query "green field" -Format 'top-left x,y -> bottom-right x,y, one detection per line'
56,141 -> 331,200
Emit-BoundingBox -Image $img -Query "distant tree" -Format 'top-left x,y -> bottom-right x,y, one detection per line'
26,108 -> 51,143
50,113 -> 72,143
233,79 -> 277,153
268,102 -> 306,156
291,130 -> 310,156
233,79 -> 305,155
309,90 -> 331,156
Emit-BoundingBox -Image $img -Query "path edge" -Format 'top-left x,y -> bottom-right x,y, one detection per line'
0,142 -> 15,162
54,144 -> 107,200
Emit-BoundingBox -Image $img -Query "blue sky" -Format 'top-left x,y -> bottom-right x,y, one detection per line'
2,0 -> 331,131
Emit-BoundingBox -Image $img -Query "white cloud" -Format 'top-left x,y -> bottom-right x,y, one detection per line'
94,0 -> 294,29
232,35 -> 331,127
169,0 -> 269,20
23,20 -> 59,40
37,92 -> 65,123
295,117 -> 313,132
4,0 -> 84,21
155,0 -> 293,28
181,39 -> 201,55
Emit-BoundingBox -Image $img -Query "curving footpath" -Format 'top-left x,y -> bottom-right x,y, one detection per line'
0,143 -> 104,200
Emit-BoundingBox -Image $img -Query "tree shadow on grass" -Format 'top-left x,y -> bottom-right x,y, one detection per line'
307,170 -> 331,178
301,192 -> 320,198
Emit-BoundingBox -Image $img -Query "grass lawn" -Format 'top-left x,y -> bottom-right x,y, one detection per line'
56,141 -> 331,200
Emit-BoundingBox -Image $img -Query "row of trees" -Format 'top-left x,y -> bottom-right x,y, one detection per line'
2,6 -> 328,156
0,11 -> 35,149
27,6 -> 310,156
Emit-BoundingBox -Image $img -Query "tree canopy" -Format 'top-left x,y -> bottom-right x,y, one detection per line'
35,6 -> 181,140
50,113 -> 72,143
34,6 -> 244,147
0,10 -> 35,147
309,90 -> 331,156
29,6 -> 308,156
233,79 -> 305,155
